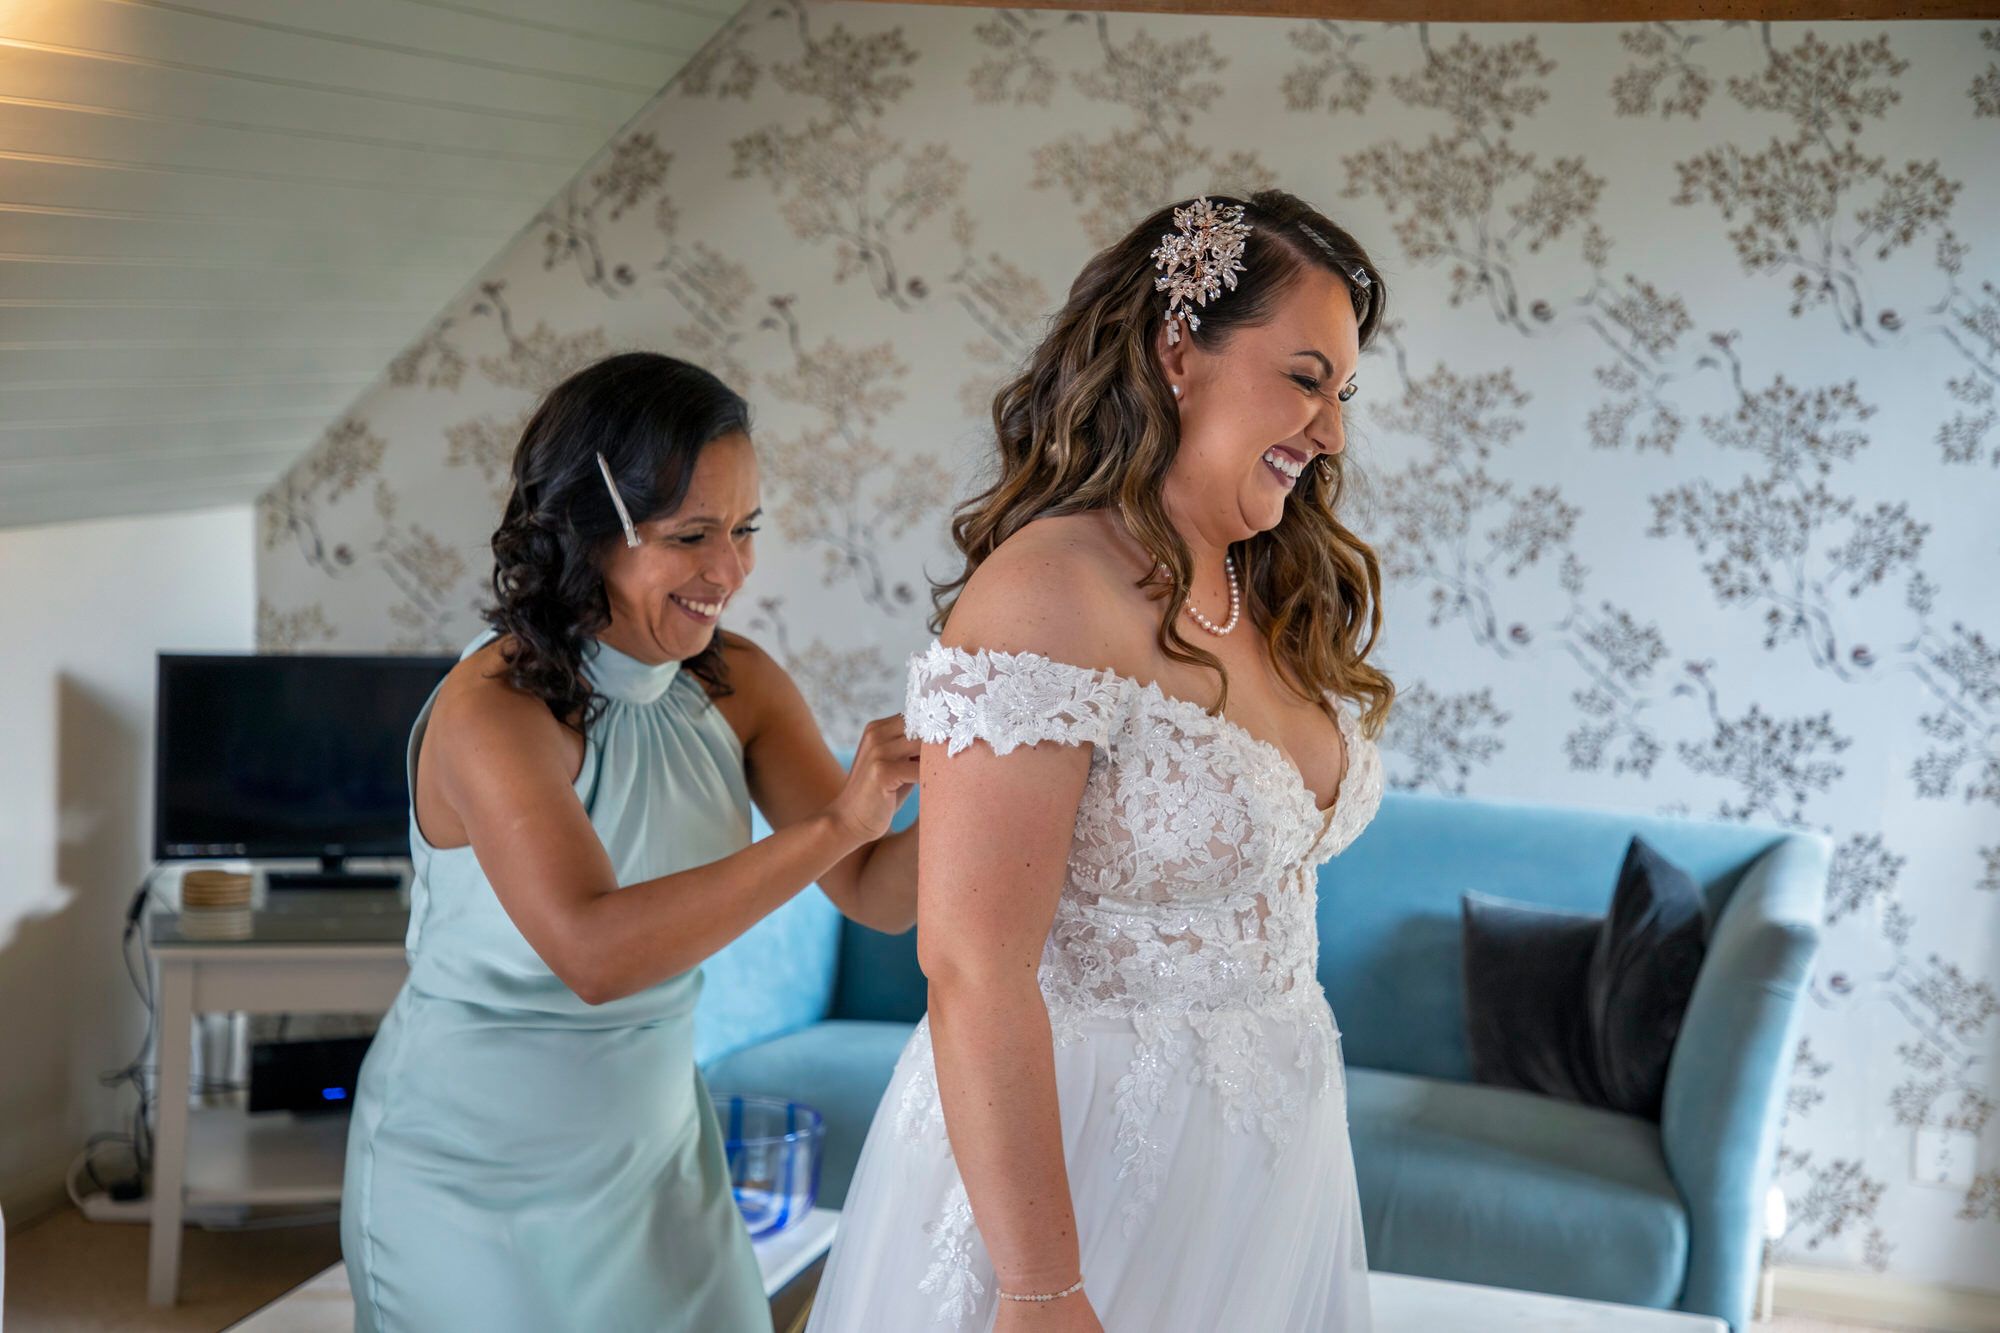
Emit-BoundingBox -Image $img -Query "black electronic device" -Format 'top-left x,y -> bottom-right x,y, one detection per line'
154,652 -> 453,884
248,1035 -> 374,1115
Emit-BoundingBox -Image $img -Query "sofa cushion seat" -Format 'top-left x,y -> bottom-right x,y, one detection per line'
1348,1064 -> 1688,1309
702,1019 -> 916,1209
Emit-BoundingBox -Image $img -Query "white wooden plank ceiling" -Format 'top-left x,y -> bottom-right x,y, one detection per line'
0,0 -> 734,530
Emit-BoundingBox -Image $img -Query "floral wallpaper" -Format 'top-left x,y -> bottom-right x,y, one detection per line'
255,3 -> 2000,1293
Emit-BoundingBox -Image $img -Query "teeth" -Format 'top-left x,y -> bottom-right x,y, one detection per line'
672,594 -> 723,617
1263,448 -> 1305,481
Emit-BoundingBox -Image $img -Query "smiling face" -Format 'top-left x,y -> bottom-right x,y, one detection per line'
1156,262 -> 1362,545
596,431 -> 760,665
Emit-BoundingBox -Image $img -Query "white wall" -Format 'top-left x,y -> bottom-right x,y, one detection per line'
0,506 -> 255,1227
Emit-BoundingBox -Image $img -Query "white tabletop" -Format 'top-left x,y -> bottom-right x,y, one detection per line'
753,1206 -> 840,1295
1372,1271 -> 1728,1331
224,1207 -> 841,1331
226,1226 -> 1726,1333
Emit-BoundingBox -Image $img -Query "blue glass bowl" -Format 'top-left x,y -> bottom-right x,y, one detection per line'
713,1094 -> 825,1238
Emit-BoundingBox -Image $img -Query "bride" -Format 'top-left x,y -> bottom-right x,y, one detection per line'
806,191 -> 1394,1333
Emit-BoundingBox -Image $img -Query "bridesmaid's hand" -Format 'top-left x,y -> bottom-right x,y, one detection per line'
994,1292 -> 1103,1333
825,713 -> 919,844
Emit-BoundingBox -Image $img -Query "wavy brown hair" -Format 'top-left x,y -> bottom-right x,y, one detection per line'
931,189 -> 1394,739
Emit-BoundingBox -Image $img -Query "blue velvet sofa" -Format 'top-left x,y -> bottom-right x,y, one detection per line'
694,789 -> 1826,1331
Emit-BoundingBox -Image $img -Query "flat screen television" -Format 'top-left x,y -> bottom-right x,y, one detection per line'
154,652 -> 455,869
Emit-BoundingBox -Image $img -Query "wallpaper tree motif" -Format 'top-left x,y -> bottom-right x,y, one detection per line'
256,4 -> 2000,1291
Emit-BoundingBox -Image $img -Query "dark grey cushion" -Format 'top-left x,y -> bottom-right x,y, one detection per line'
1461,835 -> 1708,1119
1461,894 -> 1605,1105
1590,836 -> 1710,1116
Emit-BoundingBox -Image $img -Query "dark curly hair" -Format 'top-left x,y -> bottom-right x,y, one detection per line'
485,351 -> 753,733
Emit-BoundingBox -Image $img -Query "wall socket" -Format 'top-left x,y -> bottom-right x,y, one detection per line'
1911,1126 -> 1979,1190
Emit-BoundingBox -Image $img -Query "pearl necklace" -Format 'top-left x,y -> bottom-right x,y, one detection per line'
1179,554 -> 1241,636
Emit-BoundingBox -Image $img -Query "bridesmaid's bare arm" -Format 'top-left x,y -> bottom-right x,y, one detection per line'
418,639 -> 909,1005
718,634 -> 919,935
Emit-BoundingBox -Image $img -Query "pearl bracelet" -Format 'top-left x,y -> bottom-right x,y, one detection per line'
997,1275 -> 1086,1303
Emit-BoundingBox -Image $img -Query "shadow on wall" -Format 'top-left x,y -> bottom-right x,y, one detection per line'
52,673 -> 148,1186
0,675 -> 118,1203
56,669 -> 145,910
0,866 -> 75,1199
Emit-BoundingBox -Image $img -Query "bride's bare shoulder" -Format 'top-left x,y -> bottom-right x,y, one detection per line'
943,512 -> 1153,671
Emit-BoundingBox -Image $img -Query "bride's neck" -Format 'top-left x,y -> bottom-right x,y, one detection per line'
1137,490 -> 1235,574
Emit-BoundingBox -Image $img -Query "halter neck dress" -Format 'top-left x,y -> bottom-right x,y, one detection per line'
341,630 -> 770,1332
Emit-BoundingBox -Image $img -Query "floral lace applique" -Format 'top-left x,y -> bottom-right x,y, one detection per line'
904,641 -> 1127,758
917,1179 -> 984,1326
894,1016 -> 947,1146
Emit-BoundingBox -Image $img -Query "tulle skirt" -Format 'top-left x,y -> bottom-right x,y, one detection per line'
806,1002 -> 1372,1333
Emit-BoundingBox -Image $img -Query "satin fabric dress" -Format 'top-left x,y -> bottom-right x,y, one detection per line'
341,632 -> 769,1333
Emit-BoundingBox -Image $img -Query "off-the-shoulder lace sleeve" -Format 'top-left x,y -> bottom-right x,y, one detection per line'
903,641 -> 1129,757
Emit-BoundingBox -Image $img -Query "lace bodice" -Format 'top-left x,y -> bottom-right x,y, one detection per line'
906,638 -> 1381,1016
897,639 -> 1385,1256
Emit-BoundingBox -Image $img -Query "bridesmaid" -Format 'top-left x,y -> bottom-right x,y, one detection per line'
340,352 -> 920,1333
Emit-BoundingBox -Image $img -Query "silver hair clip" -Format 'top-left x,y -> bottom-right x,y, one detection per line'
596,451 -> 640,548
1152,196 -> 1252,347
1297,220 -> 1373,325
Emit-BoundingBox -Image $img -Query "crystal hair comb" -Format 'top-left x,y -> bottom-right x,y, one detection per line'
596,451 -> 641,548
1151,196 -> 1252,347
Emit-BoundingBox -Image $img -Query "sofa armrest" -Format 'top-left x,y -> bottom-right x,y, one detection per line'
1660,832 -> 1827,1330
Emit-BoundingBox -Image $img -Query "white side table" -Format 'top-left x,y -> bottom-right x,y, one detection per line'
223,1209 -> 841,1331
1371,1272 -> 1729,1330
146,892 -> 409,1307
755,1207 -> 840,1297
227,1227 -> 1734,1333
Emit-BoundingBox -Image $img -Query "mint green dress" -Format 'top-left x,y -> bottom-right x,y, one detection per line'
341,632 -> 770,1333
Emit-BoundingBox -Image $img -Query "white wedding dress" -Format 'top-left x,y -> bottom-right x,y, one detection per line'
805,640 -> 1385,1333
